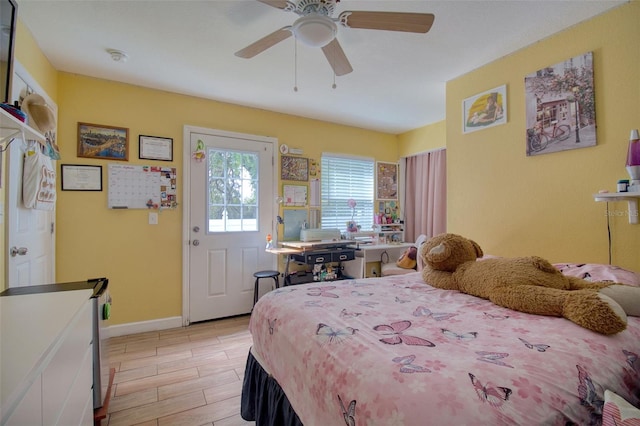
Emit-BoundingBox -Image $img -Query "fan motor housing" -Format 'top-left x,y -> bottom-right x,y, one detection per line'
294,0 -> 336,17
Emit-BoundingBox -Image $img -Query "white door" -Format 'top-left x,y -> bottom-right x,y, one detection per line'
185,128 -> 276,323
4,65 -> 55,288
5,139 -> 55,287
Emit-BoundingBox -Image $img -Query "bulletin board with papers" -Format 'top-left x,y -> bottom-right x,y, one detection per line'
108,164 -> 177,209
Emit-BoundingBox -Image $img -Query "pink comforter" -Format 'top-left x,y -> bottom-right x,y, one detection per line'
249,265 -> 640,425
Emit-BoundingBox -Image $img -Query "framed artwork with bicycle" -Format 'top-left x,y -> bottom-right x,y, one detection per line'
524,51 -> 596,157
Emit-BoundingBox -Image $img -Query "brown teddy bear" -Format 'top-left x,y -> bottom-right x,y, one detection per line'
420,233 -> 640,335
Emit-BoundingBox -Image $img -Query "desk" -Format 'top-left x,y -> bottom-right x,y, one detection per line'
267,240 -> 357,285
345,242 -> 415,278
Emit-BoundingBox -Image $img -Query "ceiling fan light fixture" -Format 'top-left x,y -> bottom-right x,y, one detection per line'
292,14 -> 337,48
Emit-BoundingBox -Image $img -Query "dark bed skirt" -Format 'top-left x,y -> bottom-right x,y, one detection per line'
240,351 -> 304,426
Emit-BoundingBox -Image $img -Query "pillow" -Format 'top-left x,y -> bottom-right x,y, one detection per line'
396,246 -> 417,269
554,263 -> 640,287
381,263 -> 419,276
603,390 -> 640,426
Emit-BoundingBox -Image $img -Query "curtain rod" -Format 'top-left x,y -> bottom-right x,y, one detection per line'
400,146 -> 445,159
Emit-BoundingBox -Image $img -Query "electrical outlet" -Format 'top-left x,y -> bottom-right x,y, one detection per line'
149,212 -> 158,225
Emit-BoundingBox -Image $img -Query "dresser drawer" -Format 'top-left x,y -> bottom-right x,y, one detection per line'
332,250 -> 355,262
293,251 -> 332,265
293,249 -> 355,265
42,300 -> 92,422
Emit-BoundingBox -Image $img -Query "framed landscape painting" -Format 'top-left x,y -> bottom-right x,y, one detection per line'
77,122 -> 129,161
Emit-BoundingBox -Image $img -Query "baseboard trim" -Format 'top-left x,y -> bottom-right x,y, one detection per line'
106,316 -> 183,338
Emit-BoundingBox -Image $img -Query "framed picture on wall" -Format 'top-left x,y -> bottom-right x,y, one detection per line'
524,51 -> 596,156
281,155 -> 309,181
60,164 -> 103,191
77,122 -> 129,161
462,85 -> 507,134
283,184 -> 307,206
376,161 -> 398,200
139,135 -> 173,161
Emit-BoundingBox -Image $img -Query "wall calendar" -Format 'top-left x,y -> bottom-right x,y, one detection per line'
108,164 -> 177,209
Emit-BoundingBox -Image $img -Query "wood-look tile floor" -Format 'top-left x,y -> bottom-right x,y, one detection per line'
104,315 -> 255,426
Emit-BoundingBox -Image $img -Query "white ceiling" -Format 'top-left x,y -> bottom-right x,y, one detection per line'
16,0 -> 626,134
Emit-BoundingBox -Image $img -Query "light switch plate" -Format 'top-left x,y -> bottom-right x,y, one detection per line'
149,212 -> 158,225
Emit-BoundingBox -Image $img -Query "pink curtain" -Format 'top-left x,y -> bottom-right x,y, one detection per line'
404,149 -> 446,242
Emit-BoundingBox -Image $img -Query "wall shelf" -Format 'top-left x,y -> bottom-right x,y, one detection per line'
372,223 -> 405,243
593,192 -> 640,224
0,107 -> 46,146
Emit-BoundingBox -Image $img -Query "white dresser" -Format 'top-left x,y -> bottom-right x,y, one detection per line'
0,288 -> 94,425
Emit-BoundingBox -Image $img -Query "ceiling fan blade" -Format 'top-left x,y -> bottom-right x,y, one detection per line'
235,27 -> 292,59
321,39 -> 353,76
256,0 -> 289,10
339,11 -> 435,33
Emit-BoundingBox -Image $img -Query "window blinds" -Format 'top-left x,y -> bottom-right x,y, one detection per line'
321,155 -> 374,230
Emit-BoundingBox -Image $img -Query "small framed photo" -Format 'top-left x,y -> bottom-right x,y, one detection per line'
462,85 -> 507,134
60,164 -> 103,191
139,135 -> 173,161
77,122 -> 129,161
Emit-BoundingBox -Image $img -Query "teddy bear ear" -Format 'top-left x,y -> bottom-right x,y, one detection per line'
470,240 -> 484,258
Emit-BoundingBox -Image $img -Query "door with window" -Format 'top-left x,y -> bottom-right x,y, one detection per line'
187,128 -> 275,323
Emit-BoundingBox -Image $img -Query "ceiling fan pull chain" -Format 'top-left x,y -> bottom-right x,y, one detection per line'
294,39 -> 299,92
331,46 -> 336,89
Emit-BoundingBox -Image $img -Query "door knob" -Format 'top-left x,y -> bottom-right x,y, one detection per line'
192,240 -> 200,246
193,226 -> 200,233
9,247 -> 28,257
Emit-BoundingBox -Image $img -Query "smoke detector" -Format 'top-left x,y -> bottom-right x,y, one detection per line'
107,49 -> 129,63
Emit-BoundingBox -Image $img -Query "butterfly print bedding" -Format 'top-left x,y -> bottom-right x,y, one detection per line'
392,354 -> 431,373
469,373 -> 512,408
248,268 -> 640,425
519,337 -> 550,352
337,395 -> 356,426
373,320 -> 435,346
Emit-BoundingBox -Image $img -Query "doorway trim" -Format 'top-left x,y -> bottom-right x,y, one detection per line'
181,125 -> 278,326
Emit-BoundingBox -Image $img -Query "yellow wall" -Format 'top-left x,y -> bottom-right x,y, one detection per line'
15,21 -> 58,102
398,120 -> 446,157
445,2 -> 640,270
55,73 -> 397,325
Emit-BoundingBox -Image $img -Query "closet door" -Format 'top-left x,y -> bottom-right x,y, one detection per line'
5,66 -> 56,287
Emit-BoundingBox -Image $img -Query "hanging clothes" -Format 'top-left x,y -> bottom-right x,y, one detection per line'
22,142 -> 56,210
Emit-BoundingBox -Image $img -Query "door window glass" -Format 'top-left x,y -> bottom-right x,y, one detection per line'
207,149 -> 259,232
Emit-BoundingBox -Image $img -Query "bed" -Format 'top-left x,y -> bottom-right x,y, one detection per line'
241,262 -> 640,425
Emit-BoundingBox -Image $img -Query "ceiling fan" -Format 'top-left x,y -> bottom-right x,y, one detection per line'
235,0 -> 435,76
